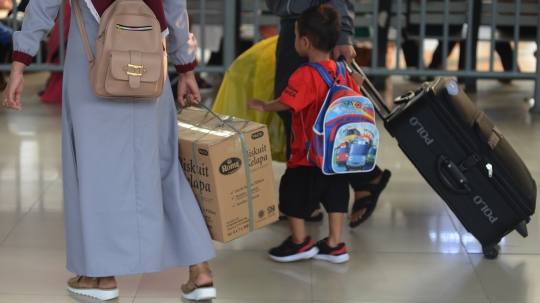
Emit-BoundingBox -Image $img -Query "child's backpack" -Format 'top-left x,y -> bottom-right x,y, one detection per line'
305,61 -> 380,174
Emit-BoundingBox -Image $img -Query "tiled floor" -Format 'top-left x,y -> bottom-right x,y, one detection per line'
1,53 -> 539,302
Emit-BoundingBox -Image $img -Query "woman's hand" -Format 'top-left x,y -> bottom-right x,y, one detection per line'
177,70 -> 201,107
3,62 -> 26,111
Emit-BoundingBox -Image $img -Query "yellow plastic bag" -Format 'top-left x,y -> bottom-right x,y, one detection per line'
212,36 -> 286,162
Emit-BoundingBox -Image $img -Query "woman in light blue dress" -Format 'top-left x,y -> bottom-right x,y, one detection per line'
2,0 -> 216,301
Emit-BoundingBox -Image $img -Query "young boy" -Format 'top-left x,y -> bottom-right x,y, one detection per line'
248,4 -> 362,264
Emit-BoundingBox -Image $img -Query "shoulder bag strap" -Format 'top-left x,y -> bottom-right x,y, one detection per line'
72,0 -> 95,66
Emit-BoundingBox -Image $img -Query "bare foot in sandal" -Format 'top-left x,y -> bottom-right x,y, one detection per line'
348,190 -> 373,222
67,276 -> 118,301
181,261 -> 216,301
349,169 -> 391,228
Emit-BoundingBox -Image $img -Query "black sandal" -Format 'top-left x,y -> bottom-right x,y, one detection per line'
349,169 -> 391,228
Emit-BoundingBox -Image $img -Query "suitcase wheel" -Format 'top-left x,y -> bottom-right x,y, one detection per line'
482,244 -> 500,259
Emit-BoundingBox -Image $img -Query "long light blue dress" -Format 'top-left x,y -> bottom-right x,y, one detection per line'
12,0 -> 216,277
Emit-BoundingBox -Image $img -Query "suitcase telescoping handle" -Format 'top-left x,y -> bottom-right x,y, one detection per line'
340,59 -> 392,119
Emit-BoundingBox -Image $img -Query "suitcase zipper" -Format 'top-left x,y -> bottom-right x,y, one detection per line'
116,24 -> 153,33
486,163 -> 493,178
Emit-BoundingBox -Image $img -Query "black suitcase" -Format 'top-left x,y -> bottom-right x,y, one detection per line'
346,61 -> 537,259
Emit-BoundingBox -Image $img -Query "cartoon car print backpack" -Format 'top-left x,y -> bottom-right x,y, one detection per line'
305,61 -> 380,174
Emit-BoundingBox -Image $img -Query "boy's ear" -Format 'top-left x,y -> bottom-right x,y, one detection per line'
301,36 -> 310,49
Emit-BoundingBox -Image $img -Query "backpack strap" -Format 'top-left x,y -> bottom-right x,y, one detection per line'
304,61 -> 348,87
73,0 -> 95,66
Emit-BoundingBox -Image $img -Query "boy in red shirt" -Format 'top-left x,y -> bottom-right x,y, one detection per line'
248,4 -> 361,263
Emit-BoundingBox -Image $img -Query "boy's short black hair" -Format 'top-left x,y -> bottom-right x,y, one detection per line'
297,4 -> 341,53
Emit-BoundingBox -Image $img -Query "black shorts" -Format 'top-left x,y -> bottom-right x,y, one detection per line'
279,166 -> 350,219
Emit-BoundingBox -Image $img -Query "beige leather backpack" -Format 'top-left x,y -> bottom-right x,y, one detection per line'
73,0 -> 165,99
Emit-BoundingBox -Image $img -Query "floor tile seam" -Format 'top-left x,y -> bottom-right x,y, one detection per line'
27,176 -> 62,211
132,272 -> 145,299
345,251 -> 473,256
493,252 -> 540,257
0,293 -> 137,302
465,252 -> 492,303
0,178 -> 59,247
367,213 -> 453,218
0,244 -> 66,249
441,205 -> 469,252
0,208 -> 33,247
310,259 -> 315,302
212,249 -> 274,252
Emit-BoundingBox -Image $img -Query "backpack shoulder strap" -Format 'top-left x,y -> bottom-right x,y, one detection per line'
335,61 -> 347,85
73,0 -> 95,66
304,61 -> 348,87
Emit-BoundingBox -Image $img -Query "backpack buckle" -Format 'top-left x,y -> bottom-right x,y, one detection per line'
123,64 -> 146,77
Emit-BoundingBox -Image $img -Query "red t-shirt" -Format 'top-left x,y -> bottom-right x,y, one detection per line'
279,60 -> 362,168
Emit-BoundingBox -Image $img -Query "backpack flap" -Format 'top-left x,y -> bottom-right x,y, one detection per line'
106,50 -> 163,95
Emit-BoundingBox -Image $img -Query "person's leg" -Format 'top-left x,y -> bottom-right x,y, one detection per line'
401,39 -> 420,68
288,217 -> 308,244
495,41 -> 515,72
66,276 -> 119,300
182,261 -> 213,290
313,174 -> 350,263
327,213 -> 344,247
269,167 -> 319,262
349,168 -> 382,221
348,167 -> 391,228
181,261 -> 216,301
278,167 -> 321,221
428,41 -> 458,69
68,276 -> 116,288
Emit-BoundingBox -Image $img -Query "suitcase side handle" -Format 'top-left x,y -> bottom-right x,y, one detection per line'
437,155 -> 472,194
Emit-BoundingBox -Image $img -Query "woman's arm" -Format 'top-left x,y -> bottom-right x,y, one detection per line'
3,0 -> 63,110
12,0 -> 64,66
162,0 -> 200,106
3,62 -> 26,110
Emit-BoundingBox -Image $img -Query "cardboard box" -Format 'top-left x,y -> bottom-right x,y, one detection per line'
177,108 -> 279,243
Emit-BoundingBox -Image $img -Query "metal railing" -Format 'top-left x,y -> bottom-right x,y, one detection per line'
1,0 -> 539,112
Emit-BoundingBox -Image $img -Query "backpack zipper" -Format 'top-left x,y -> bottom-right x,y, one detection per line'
116,24 -> 153,33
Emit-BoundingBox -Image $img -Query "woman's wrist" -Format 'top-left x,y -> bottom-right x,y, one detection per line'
11,61 -> 26,75
179,70 -> 195,79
